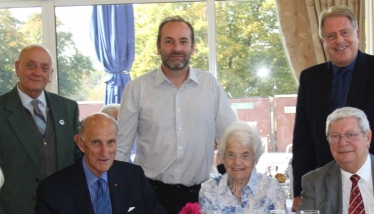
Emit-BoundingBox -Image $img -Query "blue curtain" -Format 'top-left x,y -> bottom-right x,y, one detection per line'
89,5 -> 135,104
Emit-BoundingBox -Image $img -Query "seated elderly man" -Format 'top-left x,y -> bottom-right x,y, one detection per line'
199,122 -> 286,213
299,107 -> 374,213
35,113 -> 166,214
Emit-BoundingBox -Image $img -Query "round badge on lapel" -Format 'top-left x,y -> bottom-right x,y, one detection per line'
59,120 -> 65,125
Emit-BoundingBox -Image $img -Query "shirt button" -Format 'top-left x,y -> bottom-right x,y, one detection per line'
35,178 -> 39,182
179,146 -> 182,150
32,196 -> 37,201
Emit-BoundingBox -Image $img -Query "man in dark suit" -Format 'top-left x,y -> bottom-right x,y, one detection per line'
0,45 -> 80,214
292,6 -> 374,211
299,107 -> 374,213
35,113 -> 166,214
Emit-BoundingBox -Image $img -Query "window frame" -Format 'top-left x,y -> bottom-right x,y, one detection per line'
1,0 -> 373,94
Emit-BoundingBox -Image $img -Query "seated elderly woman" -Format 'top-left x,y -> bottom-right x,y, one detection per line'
199,122 -> 287,213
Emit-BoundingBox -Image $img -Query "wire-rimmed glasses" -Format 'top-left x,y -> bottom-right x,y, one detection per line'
326,131 -> 365,144
225,152 -> 255,162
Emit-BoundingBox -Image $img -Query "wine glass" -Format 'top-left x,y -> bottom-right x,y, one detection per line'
299,211 -> 319,214
270,210 -> 286,214
266,165 -> 278,177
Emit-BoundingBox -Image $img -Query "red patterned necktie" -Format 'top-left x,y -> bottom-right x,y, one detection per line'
348,174 -> 366,214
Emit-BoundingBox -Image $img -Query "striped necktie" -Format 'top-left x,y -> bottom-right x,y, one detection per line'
96,178 -> 112,214
31,99 -> 46,136
349,174 -> 366,214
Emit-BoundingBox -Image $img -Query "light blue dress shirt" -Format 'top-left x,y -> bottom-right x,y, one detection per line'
82,158 -> 111,214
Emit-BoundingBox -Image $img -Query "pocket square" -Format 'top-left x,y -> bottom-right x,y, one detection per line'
127,207 -> 135,212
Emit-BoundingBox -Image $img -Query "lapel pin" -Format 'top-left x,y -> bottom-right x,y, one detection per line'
114,184 -> 118,187
59,120 -> 65,125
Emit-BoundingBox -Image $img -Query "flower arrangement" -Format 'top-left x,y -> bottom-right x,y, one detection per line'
179,202 -> 201,214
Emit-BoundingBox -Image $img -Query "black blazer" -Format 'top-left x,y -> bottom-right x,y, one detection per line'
35,160 -> 167,214
292,51 -> 374,196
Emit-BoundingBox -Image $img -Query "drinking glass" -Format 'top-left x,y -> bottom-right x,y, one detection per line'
270,210 -> 286,214
266,165 -> 278,177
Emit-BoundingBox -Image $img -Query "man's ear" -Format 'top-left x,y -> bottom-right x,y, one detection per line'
74,134 -> 85,153
366,129 -> 372,146
15,61 -> 20,77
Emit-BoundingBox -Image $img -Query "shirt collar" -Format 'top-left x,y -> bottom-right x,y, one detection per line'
17,84 -> 47,108
331,52 -> 358,76
82,157 -> 108,186
341,154 -> 372,185
154,65 -> 199,86
217,167 -> 258,195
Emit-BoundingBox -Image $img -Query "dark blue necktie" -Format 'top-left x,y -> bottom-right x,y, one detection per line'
96,178 -> 112,214
331,67 -> 349,111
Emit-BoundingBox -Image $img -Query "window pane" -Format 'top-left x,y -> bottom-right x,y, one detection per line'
55,3 -> 207,120
0,7 -> 42,95
215,0 -> 296,176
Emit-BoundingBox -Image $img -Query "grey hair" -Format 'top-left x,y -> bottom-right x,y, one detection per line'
326,107 -> 370,135
79,113 -> 118,135
100,104 -> 120,119
218,121 -> 264,161
319,5 -> 358,39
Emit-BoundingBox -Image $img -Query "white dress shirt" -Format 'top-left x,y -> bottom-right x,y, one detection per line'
17,84 -> 48,121
341,154 -> 374,214
116,66 -> 236,186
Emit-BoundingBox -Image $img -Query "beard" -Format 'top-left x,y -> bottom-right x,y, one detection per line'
160,50 -> 191,71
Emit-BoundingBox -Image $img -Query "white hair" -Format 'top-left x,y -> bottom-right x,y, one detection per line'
218,121 -> 264,161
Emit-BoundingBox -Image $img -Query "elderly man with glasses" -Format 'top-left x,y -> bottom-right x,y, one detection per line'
298,107 -> 374,213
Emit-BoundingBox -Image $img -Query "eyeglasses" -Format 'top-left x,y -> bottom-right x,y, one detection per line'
326,131 -> 365,144
225,153 -> 255,162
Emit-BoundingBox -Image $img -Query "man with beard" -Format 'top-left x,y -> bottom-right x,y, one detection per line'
116,16 -> 236,213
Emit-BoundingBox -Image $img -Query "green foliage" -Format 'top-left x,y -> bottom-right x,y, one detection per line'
1,1 -> 297,99
0,9 -> 94,99
132,0 -> 297,98
216,0 -> 297,97
0,9 -> 26,94
132,2 -> 208,79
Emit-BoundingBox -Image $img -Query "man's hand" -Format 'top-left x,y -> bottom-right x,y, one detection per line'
292,196 -> 301,212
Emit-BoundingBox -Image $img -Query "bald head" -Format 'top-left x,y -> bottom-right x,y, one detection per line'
15,44 -> 54,98
75,113 -> 118,177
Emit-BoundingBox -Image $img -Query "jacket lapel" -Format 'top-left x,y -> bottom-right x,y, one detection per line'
69,161 -> 95,214
370,154 -> 374,192
315,62 -> 332,117
45,91 -> 69,169
325,162 -> 342,214
346,51 -> 371,106
108,163 -> 131,214
6,87 -> 39,167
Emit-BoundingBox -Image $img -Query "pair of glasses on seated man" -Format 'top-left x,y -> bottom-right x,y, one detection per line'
326,131 -> 366,144
225,153 -> 255,162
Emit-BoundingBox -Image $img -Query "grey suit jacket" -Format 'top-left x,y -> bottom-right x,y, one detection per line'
299,154 -> 374,213
0,86 -> 80,214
